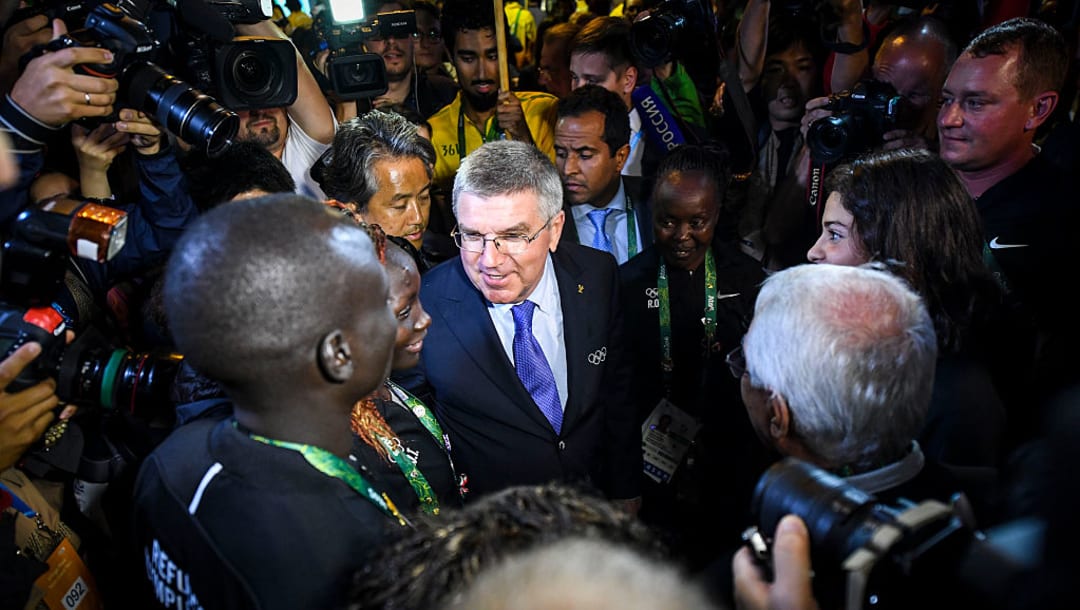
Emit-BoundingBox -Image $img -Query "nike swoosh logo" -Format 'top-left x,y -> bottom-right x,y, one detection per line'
989,237 -> 1029,249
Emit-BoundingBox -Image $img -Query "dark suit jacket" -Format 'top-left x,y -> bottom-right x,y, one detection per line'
419,243 -> 641,500
559,176 -> 654,253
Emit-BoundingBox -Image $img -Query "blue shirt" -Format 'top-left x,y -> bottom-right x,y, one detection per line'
487,255 -> 568,411
570,179 -> 641,265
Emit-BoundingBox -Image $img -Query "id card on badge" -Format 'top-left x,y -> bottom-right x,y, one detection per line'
35,538 -> 103,610
641,399 -> 701,483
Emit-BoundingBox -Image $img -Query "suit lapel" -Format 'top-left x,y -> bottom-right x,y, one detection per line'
435,263 -> 557,432
559,200 -> 581,247
553,249 -> 592,431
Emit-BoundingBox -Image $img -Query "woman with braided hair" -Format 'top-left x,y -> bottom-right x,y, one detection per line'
328,214 -> 462,516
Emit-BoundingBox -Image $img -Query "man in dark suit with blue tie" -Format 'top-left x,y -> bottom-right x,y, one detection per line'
554,85 -> 653,265
419,140 -> 641,510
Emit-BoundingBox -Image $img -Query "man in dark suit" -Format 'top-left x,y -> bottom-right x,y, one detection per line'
554,85 -> 652,265
419,140 -> 641,510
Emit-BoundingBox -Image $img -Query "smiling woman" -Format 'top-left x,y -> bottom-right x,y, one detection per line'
618,144 -> 770,565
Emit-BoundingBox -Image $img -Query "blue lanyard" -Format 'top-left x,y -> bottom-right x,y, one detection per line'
0,481 -> 39,518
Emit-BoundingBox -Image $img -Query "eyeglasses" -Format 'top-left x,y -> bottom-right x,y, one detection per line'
725,345 -> 747,379
451,220 -> 551,255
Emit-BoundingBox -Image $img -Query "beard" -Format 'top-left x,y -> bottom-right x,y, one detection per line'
239,121 -> 282,150
463,86 -> 498,112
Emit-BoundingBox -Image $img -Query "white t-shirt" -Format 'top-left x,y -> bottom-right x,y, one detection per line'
281,114 -> 336,201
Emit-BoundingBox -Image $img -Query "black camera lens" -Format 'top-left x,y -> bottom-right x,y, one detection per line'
752,458 -> 898,567
230,50 -> 281,98
806,115 -> 859,164
124,62 -> 239,157
57,331 -> 184,420
328,53 -> 388,99
630,12 -> 684,67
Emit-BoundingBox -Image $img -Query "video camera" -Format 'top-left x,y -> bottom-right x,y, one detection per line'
743,458 -> 1038,610
805,79 -> 915,164
313,3 -> 412,100
163,0 -> 300,112
0,198 -> 183,419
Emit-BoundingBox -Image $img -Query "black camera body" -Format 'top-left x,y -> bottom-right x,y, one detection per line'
312,10 -> 412,100
202,0 -> 272,24
212,36 -> 297,110
51,2 -> 160,80
745,458 -> 1038,610
0,199 -> 183,417
806,79 -> 914,164
629,0 -> 711,67
31,3 -> 239,155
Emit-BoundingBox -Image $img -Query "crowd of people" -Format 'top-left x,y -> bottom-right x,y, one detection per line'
1,0 -> 1079,608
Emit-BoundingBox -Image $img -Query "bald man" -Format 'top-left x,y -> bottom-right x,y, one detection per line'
133,195 -> 404,610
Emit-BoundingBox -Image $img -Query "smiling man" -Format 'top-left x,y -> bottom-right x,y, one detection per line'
937,17 -> 1078,405
418,140 -> 641,510
426,0 -> 558,195
554,85 -> 652,264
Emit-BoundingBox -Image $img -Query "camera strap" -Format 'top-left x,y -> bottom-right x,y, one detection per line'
807,158 -> 831,226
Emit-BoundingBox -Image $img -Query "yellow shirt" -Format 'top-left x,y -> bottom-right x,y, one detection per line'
504,1 -> 536,67
429,91 -> 559,194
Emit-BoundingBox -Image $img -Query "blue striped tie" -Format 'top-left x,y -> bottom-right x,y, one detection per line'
587,208 -> 614,254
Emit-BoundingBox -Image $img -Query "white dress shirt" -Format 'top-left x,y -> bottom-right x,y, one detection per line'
570,179 -> 642,264
487,255 -> 569,410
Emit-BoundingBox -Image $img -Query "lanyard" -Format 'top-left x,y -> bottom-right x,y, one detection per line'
657,248 -> 717,389
247,429 -> 408,526
457,103 -> 503,162
0,481 -> 38,518
378,381 -> 457,515
624,191 -> 638,259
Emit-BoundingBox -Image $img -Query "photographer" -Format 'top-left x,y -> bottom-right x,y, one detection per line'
711,263 -> 953,608
0,17 -> 118,224
357,0 -> 458,120
801,15 -> 956,154
0,343 -> 72,473
732,5 -> 824,268
231,18 -> 336,200
733,514 -> 818,610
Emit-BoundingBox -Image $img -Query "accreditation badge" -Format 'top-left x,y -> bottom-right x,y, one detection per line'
641,399 -> 702,484
35,537 -> 103,610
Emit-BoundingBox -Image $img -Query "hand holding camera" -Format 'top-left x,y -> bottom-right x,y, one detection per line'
0,342 -> 62,472
10,18 -> 118,127
733,514 -> 820,610
0,13 -> 52,92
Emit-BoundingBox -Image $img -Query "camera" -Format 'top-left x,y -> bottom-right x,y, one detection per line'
629,0 -> 711,67
212,37 -> 298,110
806,79 -> 915,164
313,9 -> 413,100
744,458 -> 1038,610
201,0 -> 273,24
0,197 -> 183,418
8,0 -> 95,30
35,3 -> 239,156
